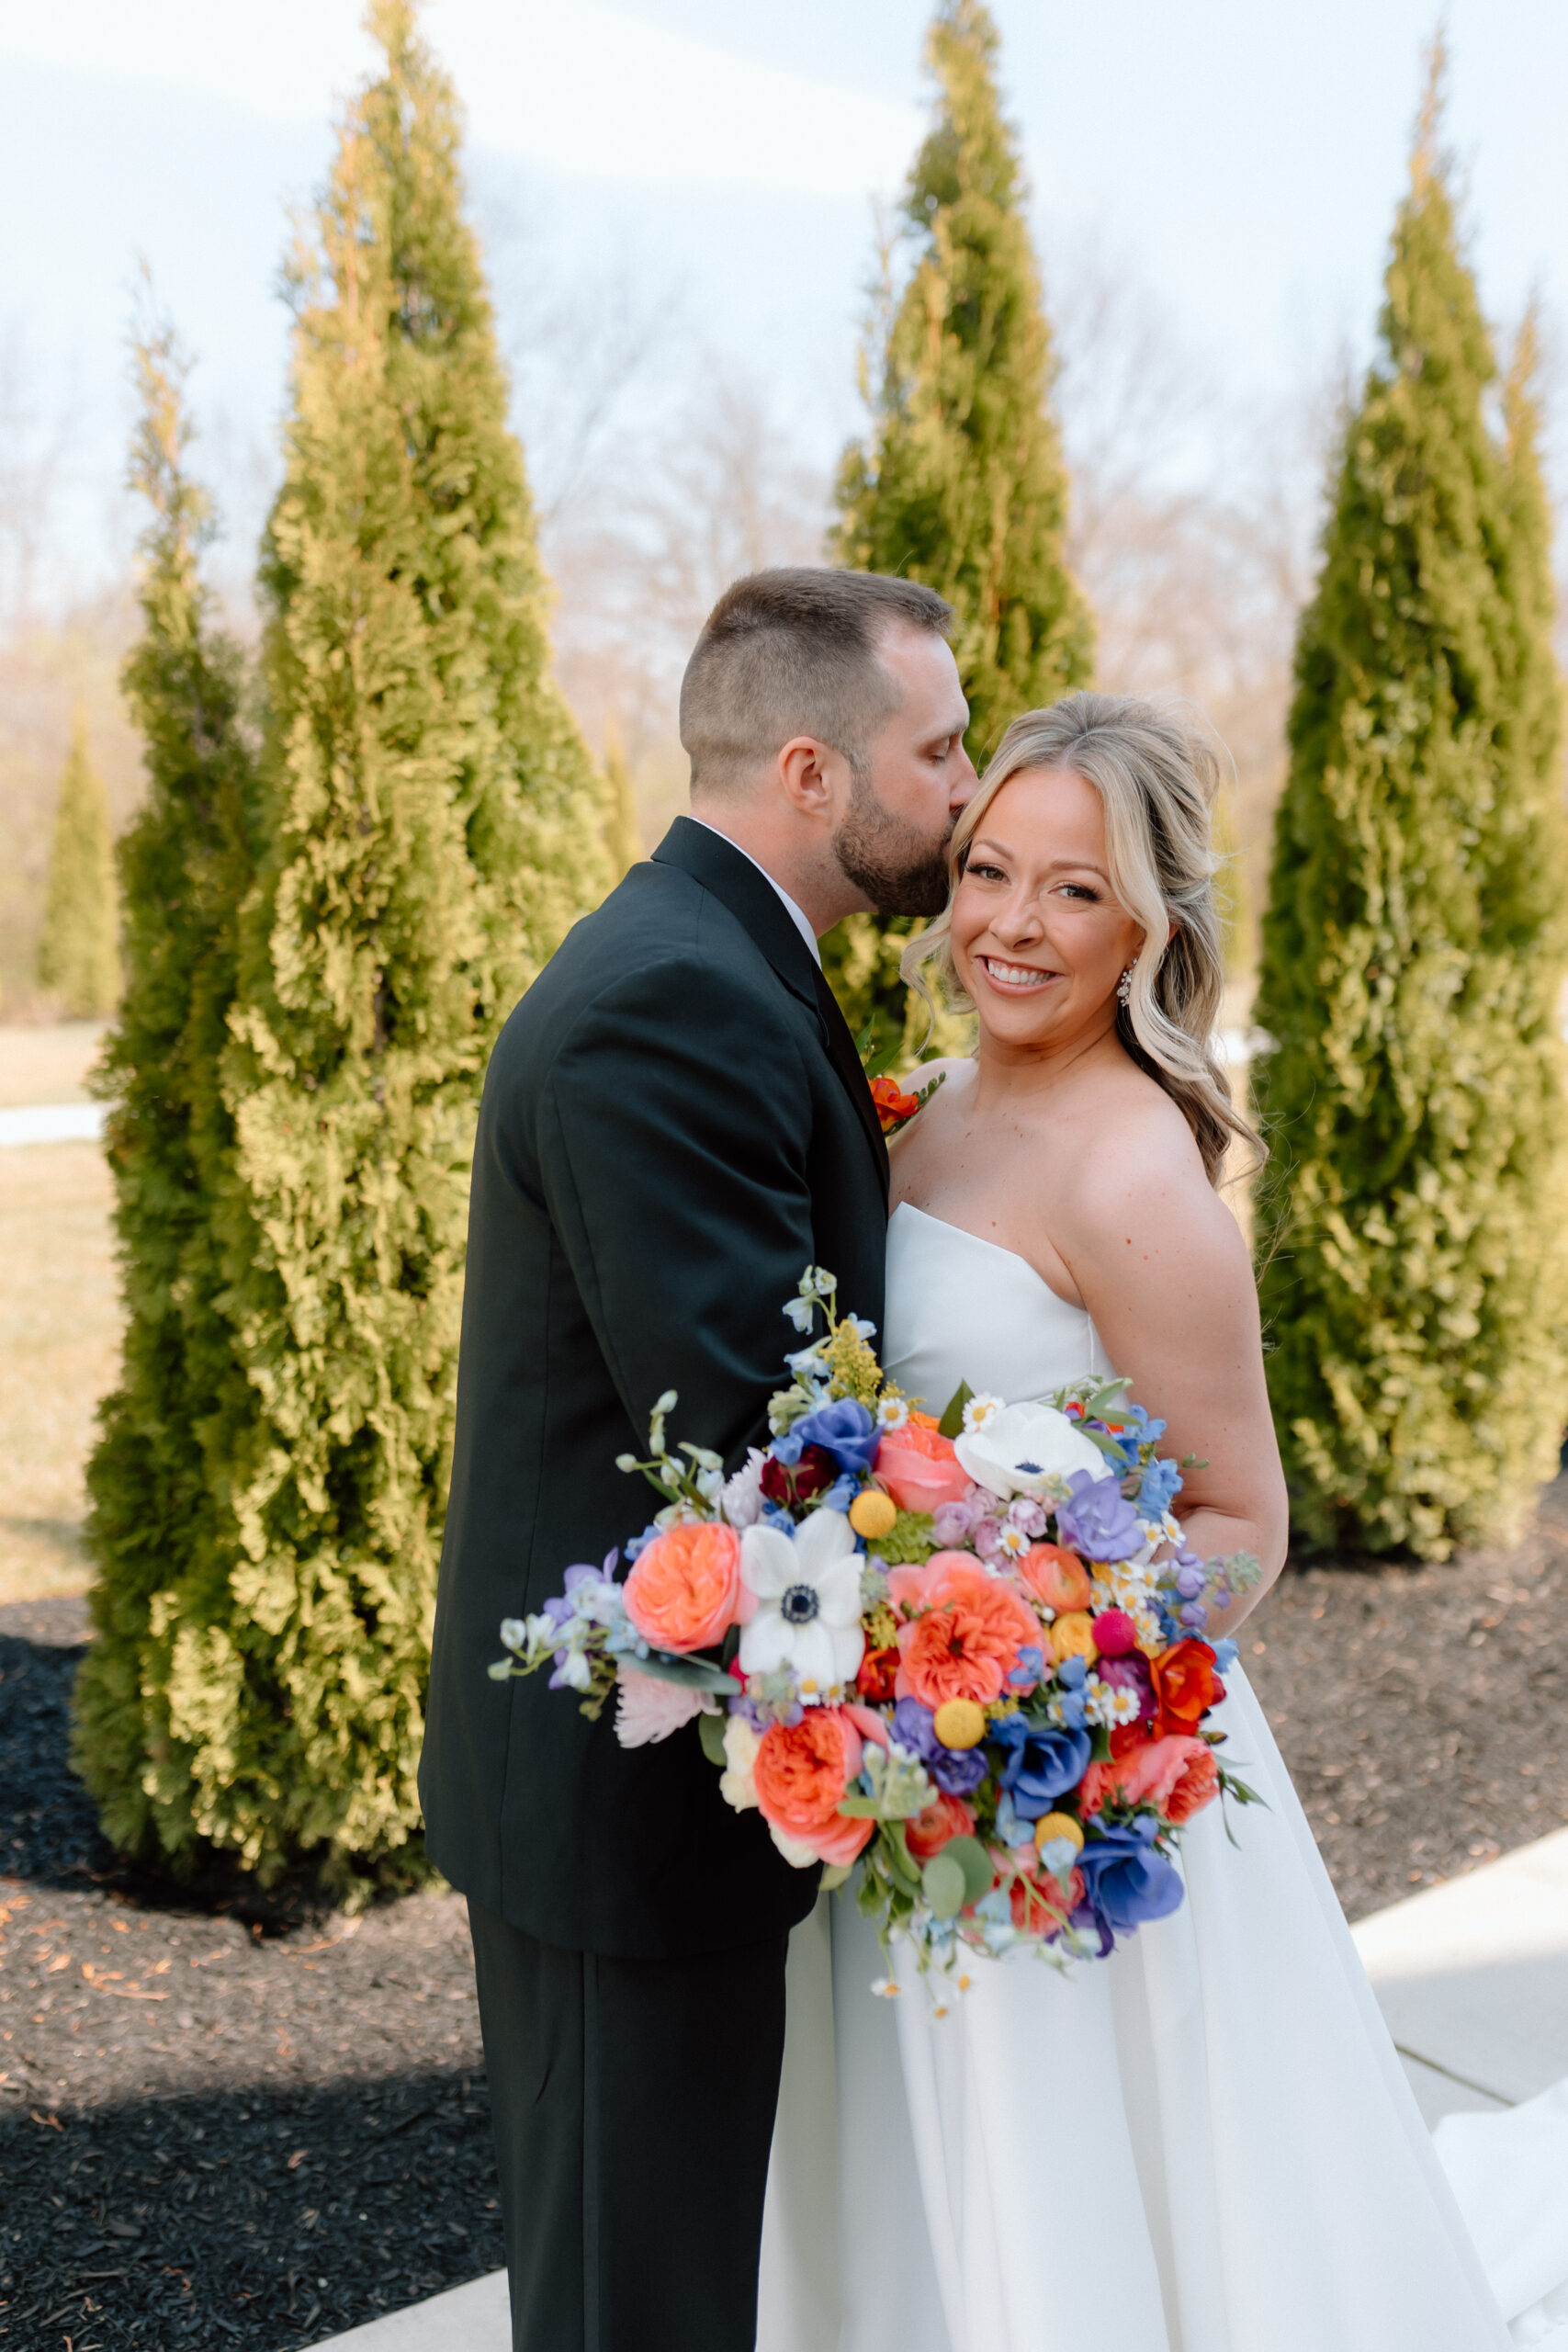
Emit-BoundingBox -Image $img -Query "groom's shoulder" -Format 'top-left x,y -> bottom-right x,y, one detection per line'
491,859 -> 800,1080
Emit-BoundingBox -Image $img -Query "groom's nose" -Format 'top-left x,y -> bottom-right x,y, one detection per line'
950,745 -> 979,809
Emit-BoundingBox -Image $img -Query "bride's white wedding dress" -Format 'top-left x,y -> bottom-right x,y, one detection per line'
758,1202 -> 1521,2352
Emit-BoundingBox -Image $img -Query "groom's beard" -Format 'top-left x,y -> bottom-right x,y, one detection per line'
830,775 -> 953,918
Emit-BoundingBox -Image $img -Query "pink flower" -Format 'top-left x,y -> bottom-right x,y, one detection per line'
624,1522 -> 745,1652
1079,1733 -> 1212,1817
613,1667 -> 713,1748
875,1424 -> 973,1514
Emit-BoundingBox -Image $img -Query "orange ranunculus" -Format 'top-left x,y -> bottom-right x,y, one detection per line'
875,1422 -> 972,1514
855,1644 -> 900,1702
870,1074 -> 921,1135
1016,1543 -> 1092,1612
623,1521 -> 742,1653
753,1706 -> 868,1863
1008,1856 -> 1085,1936
1165,1745 -> 1220,1823
896,1556 -> 1040,1709
1150,1638 -> 1226,1734
904,1790 -> 977,1862
1079,1733 -> 1210,1818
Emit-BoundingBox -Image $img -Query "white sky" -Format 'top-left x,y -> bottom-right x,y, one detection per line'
1,0 -> 1563,585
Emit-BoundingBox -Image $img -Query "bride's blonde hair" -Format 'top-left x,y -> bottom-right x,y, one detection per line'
901,691 -> 1261,1186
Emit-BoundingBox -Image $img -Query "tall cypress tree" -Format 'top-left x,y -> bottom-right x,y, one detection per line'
1253,60 -> 1568,1559
82,0 -> 609,1886
827,0 -> 1092,1059
37,708 -> 120,1016
73,320 -> 260,1849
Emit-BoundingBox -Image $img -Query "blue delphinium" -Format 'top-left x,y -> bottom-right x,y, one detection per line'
773,1397 -> 879,1474
989,1713 -> 1093,1819
1077,1818 -> 1185,1934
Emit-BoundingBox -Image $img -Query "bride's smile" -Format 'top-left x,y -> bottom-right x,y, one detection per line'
948,763 -> 1147,1051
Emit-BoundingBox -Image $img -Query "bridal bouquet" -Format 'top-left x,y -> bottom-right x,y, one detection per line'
492,1266 -> 1261,1986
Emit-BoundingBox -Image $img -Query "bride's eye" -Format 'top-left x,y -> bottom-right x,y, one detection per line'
967,861 -> 1007,882
1059,882 -> 1100,902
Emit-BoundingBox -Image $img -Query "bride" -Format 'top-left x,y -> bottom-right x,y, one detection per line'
760,693 -> 1513,2352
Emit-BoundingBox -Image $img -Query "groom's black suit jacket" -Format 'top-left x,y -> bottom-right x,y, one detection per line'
421,819 -> 889,1959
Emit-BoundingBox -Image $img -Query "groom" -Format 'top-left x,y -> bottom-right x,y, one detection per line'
421,567 -> 975,2350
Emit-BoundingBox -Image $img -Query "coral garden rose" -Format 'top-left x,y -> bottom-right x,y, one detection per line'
753,1705 -> 868,1860
875,1422 -> 973,1514
896,1556 -> 1041,1709
1009,1859 -> 1085,1936
1079,1733 -> 1211,1818
1164,1744 -> 1220,1823
1151,1637 -> 1227,1734
904,1789 -> 978,1862
623,1521 -> 744,1652
1015,1543 -> 1092,1612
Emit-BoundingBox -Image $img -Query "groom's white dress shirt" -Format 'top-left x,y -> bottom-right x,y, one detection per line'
688,817 -> 822,967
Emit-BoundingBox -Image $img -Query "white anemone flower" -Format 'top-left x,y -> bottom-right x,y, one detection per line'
739,1509 -> 865,1698
954,1399 -> 1104,1500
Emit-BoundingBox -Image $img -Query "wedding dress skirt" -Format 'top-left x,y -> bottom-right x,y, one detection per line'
758,1204 -> 1514,2351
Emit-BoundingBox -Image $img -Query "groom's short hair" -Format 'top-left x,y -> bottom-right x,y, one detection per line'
681,568 -> 954,794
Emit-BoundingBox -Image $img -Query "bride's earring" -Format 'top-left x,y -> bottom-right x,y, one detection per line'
1117,965 -> 1135,1006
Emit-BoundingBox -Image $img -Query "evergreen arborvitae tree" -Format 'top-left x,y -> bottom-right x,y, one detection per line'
83,0 -> 610,1887
604,728 -> 642,878
37,707 -> 120,1016
73,320 -> 260,1849
1253,64 -> 1568,1560
826,0 -> 1092,1059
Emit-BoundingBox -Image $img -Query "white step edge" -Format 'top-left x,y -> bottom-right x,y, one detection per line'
0,1102 -> 105,1146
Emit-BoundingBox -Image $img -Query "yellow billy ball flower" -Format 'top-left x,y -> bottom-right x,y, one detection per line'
1049,1611 -> 1098,1665
849,1487 -> 899,1540
932,1698 -> 987,1749
1033,1811 -> 1084,1855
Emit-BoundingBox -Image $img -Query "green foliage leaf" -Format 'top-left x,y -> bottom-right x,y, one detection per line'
921,1851 -> 967,1919
937,1381 -> 974,1440
698,1711 -> 729,1767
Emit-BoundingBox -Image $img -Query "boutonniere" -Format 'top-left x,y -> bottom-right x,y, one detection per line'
868,1068 -> 945,1137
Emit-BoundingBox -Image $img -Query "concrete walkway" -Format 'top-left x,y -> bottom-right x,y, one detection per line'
0,1101 -> 104,1145
316,1827 -> 1568,2348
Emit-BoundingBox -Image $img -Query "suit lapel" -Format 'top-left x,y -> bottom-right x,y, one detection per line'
652,818 -> 890,1204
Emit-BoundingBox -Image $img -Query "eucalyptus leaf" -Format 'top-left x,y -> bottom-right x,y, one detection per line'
698,1712 -> 729,1767
937,1380 -> 975,1440
921,1852 -> 966,1918
628,1651 -> 740,1696
942,1833 -> 996,1907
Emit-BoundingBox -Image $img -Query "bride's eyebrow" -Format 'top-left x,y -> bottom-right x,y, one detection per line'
969,835 -> 1110,883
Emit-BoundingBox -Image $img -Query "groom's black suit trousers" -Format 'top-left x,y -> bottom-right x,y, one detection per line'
468,1899 -> 788,2351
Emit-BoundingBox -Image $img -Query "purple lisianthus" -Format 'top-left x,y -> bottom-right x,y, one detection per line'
989,1713 -> 1092,1820
891,1697 -> 988,1795
1077,1818 -> 1185,1934
1055,1469 -> 1144,1563
931,1496 -> 979,1547
1095,1650 -> 1156,1720
774,1397 -> 879,1475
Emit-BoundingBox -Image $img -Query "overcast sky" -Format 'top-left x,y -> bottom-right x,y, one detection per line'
1,0 -> 1562,592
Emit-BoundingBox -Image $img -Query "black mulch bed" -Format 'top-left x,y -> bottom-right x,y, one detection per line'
6,1479 -> 1568,2348
1,1598 -> 502,2348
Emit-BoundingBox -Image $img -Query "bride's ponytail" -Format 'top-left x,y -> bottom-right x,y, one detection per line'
901,691 -> 1262,1187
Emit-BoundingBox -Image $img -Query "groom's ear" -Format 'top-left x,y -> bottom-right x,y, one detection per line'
776,735 -> 852,821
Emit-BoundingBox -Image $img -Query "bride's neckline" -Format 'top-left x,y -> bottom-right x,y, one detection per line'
891,1201 -> 1088,1317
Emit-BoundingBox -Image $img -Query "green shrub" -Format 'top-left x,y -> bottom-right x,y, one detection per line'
826,0 -> 1092,1062
1253,67 -> 1568,1558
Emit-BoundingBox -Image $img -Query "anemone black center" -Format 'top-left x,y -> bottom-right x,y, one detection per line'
780,1583 -> 820,1625
1016,1460 -> 1043,1474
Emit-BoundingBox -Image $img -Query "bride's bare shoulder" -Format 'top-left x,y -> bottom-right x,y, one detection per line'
1054,1067 -> 1239,1260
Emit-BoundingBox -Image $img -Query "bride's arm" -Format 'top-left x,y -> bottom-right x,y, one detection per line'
1053,1109 -> 1289,1635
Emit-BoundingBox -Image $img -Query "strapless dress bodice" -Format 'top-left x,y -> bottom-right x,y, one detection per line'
880,1200 -> 1110,1419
